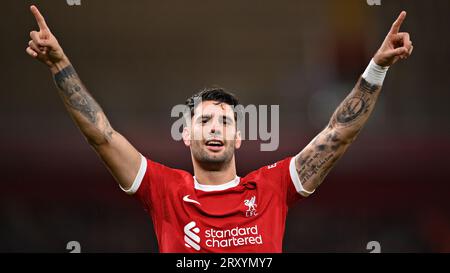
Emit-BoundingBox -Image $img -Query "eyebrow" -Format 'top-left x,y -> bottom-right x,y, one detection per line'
195,114 -> 234,123
196,114 -> 212,121
221,115 -> 234,123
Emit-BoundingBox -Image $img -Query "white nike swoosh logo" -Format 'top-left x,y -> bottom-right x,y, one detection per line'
183,195 -> 201,205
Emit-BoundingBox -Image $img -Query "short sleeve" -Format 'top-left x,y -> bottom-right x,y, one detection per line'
119,154 -> 177,212
287,155 -> 315,202
258,156 -> 315,207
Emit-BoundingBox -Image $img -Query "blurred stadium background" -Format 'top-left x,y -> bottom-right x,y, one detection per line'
0,0 -> 449,252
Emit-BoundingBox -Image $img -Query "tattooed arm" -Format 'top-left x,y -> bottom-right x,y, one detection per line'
295,78 -> 382,195
295,11 -> 413,195
26,5 -> 141,190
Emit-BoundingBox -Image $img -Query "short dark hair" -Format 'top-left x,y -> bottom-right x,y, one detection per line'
185,87 -> 240,120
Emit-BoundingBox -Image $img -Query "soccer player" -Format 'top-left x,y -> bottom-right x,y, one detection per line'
26,5 -> 413,252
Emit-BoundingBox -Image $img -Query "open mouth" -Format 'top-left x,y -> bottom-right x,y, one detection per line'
205,139 -> 225,152
205,139 -> 224,147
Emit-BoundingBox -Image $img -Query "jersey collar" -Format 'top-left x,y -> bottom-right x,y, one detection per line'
193,176 -> 241,192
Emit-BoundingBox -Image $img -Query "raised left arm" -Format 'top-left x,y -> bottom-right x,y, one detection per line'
294,11 -> 413,196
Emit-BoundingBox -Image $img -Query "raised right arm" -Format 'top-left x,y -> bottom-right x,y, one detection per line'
26,5 -> 142,191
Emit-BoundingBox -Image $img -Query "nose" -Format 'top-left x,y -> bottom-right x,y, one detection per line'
209,118 -> 222,135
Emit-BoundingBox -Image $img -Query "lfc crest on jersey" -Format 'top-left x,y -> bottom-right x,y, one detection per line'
244,196 -> 258,217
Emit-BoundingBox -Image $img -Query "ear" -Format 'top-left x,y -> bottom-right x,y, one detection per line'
182,126 -> 191,147
235,130 -> 242,150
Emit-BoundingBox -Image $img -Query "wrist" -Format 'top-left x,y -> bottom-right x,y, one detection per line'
362,58 -> 389,86
50,55 -> 71,74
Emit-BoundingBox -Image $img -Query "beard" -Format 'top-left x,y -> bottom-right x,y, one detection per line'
190,139 -> 236,171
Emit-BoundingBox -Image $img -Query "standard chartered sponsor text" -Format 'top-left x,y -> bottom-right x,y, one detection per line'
205,225 -> 263,248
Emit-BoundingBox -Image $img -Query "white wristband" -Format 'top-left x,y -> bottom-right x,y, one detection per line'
362,59 -> 389,86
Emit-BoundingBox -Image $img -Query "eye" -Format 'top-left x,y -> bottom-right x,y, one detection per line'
201,118 -> 209,124
219,116 -> 227,125
222,117 -> 233,126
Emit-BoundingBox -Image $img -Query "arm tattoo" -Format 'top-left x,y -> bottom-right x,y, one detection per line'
296,77 -> 382,189
332,78 -> 381,128
296,133 -> 344,187
53,65 -> 113,144
54,65 -> 100,123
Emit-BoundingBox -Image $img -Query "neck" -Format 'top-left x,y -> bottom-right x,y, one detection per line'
192,156 -> 237,186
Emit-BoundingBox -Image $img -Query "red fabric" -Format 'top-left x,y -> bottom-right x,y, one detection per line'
134,156 -> 303,253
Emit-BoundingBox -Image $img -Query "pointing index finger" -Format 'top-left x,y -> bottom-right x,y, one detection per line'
30,5 -> 49,31
389,11 -> 407,34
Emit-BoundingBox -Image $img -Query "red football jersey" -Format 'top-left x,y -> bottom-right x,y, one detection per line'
122,155 -> 313,253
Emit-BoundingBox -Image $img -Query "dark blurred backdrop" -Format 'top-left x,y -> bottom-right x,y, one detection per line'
1,0 -> 449,252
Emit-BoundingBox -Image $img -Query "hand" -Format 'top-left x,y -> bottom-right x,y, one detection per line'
373,11 -> 413,67
26,5 -> 67,70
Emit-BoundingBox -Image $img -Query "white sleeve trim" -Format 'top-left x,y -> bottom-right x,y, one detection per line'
289,155 -> 315,197
120,154 -> 147,195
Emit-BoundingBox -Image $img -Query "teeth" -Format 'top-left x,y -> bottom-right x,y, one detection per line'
206,140 -> 223,146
